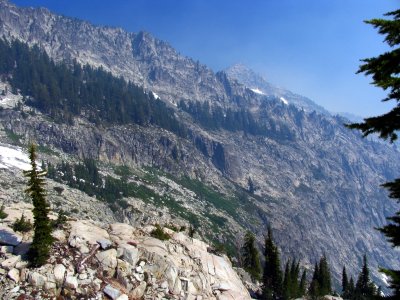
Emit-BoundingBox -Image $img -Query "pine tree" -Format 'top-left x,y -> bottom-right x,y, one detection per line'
263,227 -> 283,300
299,269 -> 307,297
242,230 -> 262,281
342,266 -> 349,295
318,255 -> 332,296
346,10 -> 400,297
282,261 -> 291,300
24,144 -> 53,266
309,262 -> 320,300
348,276 -> 356,300
355,255 -> 376,299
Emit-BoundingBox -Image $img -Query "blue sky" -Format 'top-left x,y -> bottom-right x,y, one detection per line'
13,0 -> 399,117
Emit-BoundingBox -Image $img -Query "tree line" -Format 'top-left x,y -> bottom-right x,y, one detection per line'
178,100 -> 294,141
0,39 -> 185,136
241,229 -> 381,299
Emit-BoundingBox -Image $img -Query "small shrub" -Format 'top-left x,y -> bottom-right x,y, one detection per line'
53,186 -> 64,195
0,204 -> 8,219
150,224 -> 170,241
165,224 -> 179,232
179,225 -> 186,232
52,210 -> 67,229
12,214 -> 33,232
189,225 -> 196,238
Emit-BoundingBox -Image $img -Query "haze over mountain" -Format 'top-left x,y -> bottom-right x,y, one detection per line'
0,0 -> 399,292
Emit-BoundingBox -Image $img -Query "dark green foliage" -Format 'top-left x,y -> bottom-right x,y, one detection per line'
282,261 -> 291,300
354,255 -> 377,300
0,204 -> 8,219
24,144 -> 53,267
188,224 -> 196,238
242,231 -> 262,281
299,270 -> 307,297
0,39 -> 185,136
262,227 -> 283,300
309,255 -> 332,298
150,224 -> 170,241
52,210 -> 67,229
179,100 -> 293,140
12,214 -> 33,232
345,10 -> 400,297
318,255 -> 332,296
342,266 -> 350,298
248,177 -> 255,194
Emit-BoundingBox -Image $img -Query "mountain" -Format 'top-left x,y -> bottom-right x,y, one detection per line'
225,63 -> 330,115
0,0 -> 399,290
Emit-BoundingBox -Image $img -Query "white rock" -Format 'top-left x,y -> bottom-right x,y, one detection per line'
135,265 -> 143,273
116,294 -> 129,300
96,249 -> 117,277
10,286 -> 20,293
53,264 -> 66,284
52,229 -> 66,242
65,275 -> 78,289
0,245 -> 14,254
15,261 -> 28,269
139,261 -> 146,267
103,284 -> 121,300
78,273 -> 87,280
1,255 -> 21,270
130,281 -> 147,299
7,268 -> 20,282
121,244 -> 139,266
68,220 -> 110,253
29,272 -> 46,287
93,278 -> 102,291
44,281 -> 57,291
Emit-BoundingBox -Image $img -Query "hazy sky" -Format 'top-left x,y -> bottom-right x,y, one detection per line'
13,0 -> 399,117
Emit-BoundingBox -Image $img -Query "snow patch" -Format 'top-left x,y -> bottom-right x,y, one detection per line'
0,144 -> 31,171
151,91 -> 160,99
250,88 -> 265,95
0,82 -> 23,109
280,97 -> 289,105
380,273 -> 389,286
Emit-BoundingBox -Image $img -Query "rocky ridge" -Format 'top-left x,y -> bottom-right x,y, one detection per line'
0,203 -> 252,299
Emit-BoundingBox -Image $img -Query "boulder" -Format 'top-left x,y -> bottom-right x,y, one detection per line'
130,281 -> 147,299
1,255 -> 21,270
116,259 -> 133,291
119,244 -> 139,266
103,284 -> 122,300
7,268 -> 20,282
53,264 -> 66,284
68,220 -> 110,253
109,223 -> 136,243
65,275 -> 78,289
0,225 -> 22,246
29,271 -> 46,287
95,249 -> 117,277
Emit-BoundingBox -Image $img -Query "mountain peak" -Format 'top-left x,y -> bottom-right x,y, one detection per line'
225,63 -> 330,114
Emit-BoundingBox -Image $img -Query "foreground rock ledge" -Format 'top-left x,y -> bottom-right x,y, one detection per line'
0,217 -> 251,299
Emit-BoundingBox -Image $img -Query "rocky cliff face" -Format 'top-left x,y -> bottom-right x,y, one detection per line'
0,0 -> 399,289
